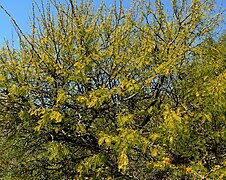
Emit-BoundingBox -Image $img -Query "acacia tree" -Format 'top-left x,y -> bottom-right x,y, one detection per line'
0,0 -> 225,179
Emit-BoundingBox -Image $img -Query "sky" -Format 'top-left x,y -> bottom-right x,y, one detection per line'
0,0 -> 100,47
0,0 -> 225,48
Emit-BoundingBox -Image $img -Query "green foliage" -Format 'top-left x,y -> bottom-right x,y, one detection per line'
0,0 -> 225,179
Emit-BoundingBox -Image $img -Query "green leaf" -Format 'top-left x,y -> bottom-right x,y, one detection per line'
50,111 -> 62,123
118,151 -> 129,172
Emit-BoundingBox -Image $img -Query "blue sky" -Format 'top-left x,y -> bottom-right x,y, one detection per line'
0,0 -> 100,47
0,0 -> 225,48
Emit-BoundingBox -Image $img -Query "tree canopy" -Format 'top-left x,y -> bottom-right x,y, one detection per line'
0,0 -> 225,179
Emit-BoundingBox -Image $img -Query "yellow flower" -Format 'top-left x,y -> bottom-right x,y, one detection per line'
185,167 -> 192,174
163,157 -> 171,164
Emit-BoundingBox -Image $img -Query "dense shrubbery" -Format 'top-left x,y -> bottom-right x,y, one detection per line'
0,0 -> 225,179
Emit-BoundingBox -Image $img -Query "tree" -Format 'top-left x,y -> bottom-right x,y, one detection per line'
0,0 -> 225,179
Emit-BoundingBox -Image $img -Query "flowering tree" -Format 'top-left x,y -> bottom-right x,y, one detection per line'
0,0 -> 225,179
